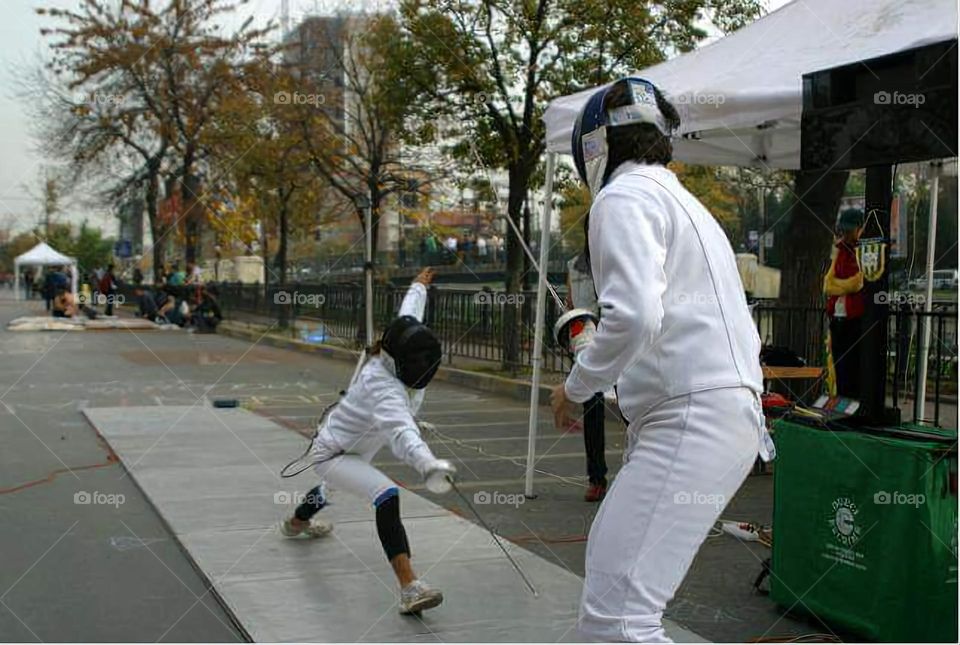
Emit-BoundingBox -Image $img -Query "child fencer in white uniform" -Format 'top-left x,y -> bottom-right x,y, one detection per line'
280,268 -> 457,615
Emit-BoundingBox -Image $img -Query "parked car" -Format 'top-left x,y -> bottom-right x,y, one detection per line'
932,269 -> 958,290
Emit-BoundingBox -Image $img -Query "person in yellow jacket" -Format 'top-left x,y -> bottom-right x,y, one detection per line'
824,208 -> 866,397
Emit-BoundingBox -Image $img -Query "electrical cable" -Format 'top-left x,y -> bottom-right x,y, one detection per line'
422,420 -> 587,488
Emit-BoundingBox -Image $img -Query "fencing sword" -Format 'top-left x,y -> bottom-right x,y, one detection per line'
416,420 -> 537,596
465,140 -> 567,314
446,475 -> 539,597
464,140 -> 602,361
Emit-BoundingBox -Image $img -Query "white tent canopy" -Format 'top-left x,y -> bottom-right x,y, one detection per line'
543,0 -> 956,168
14,242 -> 79,301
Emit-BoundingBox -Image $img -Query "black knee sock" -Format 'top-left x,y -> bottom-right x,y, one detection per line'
293,485 -> 326,521
375,494 -> 410,560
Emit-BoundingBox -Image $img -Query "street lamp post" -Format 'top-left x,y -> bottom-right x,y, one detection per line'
356,193 -> 374,351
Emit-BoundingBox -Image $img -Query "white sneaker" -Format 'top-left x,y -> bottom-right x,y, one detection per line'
279,517 -> 333,538
399,579 -> 443,615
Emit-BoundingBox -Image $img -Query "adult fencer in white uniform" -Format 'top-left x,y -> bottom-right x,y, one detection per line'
551,77 -> 774,642
280,268 -> 457,615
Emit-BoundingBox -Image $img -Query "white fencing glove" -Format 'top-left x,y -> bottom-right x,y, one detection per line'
422,459 -> 457,494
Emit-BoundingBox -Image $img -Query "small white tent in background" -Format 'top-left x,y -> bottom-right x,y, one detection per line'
14,242 -> 79,302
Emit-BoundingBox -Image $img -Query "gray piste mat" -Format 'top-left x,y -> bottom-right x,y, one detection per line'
84,405 -> 704,642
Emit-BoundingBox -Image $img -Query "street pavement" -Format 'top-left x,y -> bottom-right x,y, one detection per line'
1,289 -> 832,642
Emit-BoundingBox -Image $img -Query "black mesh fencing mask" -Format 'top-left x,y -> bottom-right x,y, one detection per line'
381,315 -> 442,389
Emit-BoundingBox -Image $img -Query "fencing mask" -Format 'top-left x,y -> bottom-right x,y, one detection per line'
381,315 -> 442,390
572,77 -> 671,198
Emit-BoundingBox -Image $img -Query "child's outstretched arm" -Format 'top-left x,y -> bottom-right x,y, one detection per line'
373,383 -> 453,480
398,268 -> 435,322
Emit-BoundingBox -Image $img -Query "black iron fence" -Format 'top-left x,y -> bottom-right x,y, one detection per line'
120,282 -> 957,424
752,299 -> 957,424
208,282 -> 570,373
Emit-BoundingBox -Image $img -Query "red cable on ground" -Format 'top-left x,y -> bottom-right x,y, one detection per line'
0,454 -> 119,495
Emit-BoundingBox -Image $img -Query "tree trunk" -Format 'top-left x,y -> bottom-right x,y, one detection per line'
521,201 -> 532,290
775,169 -> 849,361
144,166 -> 163,284
276,201 -> 290,329
502,164 -> 528,373
181,147 -> 200,265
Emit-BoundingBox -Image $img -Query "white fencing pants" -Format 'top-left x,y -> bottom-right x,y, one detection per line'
310,428 -> 396,506
578,386 -> 764,642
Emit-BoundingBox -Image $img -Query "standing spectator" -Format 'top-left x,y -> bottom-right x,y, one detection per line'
88,270 -> 100,307
477,235 -> 488,263
419,237 -> 428,266
444,235 -> 458,265
44,267 -> 67,311
132,267 -> 144,286
185,261 -> 202,285
167,262 -> 186,286
23,270 -> 34,299
824,207 -> 866,398
566,248 -> 607,502
99,264 -> 118,316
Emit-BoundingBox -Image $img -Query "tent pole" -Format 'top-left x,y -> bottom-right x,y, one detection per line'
524,151 -> 556,499
915,161 -> 940,421
70,264 -> 78,304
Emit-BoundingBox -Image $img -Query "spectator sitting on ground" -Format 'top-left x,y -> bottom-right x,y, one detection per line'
153,286 -> 178,324
133,286 -> 175,324
134,285 -> 157,320
164,288 -> 191,327
192,285 -> 222,333
51,287 -> 76,318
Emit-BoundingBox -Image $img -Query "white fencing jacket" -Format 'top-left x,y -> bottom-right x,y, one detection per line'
565,162 -> 763,422
318,282 -> 438,473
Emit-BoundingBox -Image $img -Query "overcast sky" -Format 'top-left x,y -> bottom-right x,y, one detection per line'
0,0 -> 790,237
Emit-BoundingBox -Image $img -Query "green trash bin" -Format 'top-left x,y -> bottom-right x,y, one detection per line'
771,419 -> 957,642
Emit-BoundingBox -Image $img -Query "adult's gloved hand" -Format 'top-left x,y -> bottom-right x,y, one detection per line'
422,459 -> 457,494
